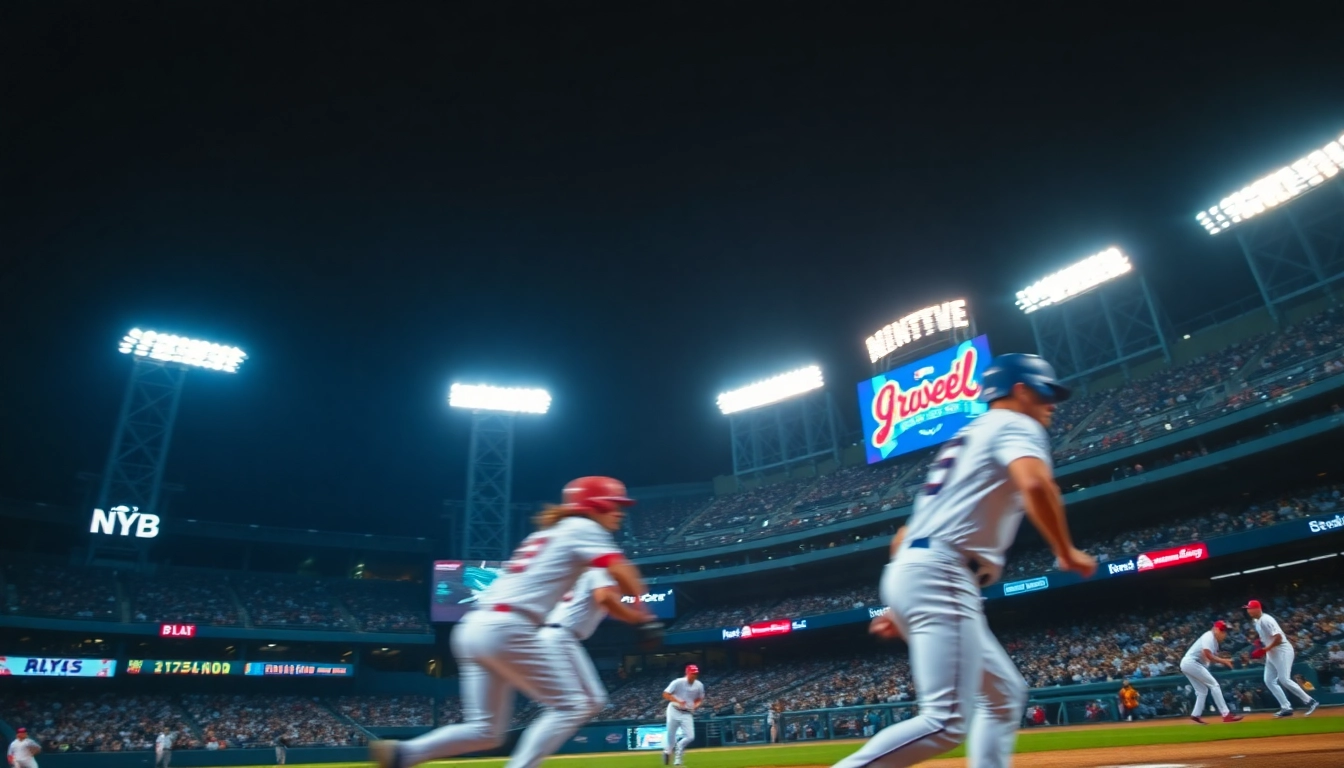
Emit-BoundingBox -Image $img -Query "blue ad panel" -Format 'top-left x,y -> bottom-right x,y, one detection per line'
242,662 -> 354,677
557,725 -> 629,754
0,657 -> 117,677
432,561 -> 677,623
857,335 -> 992,464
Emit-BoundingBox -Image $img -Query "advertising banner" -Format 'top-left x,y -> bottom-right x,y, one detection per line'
432,562 -> 677,622
857,335 -> 992,463
0,657 -> 117,677
720,618 -> 807,641
242,662 -> 353,677
127,659 -> 238,676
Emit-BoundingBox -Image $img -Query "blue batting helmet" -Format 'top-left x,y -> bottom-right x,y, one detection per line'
978,353 -> 1071,404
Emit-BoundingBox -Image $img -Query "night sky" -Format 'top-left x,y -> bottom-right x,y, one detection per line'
4,4 -> 1343,535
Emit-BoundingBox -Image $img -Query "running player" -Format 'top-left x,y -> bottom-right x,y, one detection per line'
1244,600 -> 1319,717
371,477 -> 658,768
8,728 -> 40,768
834,353 -> 1096,768
505,568 -> 651,768
662,665 -> 704,766
1180,620 -> 1243,723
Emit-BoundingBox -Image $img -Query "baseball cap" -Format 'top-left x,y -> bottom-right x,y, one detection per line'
16,728 -> 26,735
1214,620 -> 1228,631
686,664 -> 699,675
1243,600 -> 1262,610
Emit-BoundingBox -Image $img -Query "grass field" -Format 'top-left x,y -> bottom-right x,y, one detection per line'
278,708 -> 1342,768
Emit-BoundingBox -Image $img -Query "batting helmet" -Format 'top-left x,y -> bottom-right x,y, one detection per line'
978,353 -> 1071,404
562,476 -> 635,513
686,664 -> 699,675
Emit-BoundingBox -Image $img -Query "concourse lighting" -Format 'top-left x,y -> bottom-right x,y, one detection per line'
448,383 -> 552,414
1197,131 -> 1344,234
1016,247 -> 1132,314
717,365 -> 823,415
119,329 -> 247,372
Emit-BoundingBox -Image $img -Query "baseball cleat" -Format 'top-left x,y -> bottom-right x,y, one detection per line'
661,752 -> 669,765
1190,716 -> 1207,725
369,741 -> 401,768
1273,709 -> 1293,718
1222,713 -> 1244,722
1305,700 -> 1319,716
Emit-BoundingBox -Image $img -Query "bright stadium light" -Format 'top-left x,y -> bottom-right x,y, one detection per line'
448,383 -> 552,414
1016,247 -> 1132,314
717,365 -> 823,415
1196,131 -> 1344,234
118,328 -> 247,372
865,299 -> 970,363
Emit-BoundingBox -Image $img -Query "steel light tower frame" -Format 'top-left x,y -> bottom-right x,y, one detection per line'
448,384 -> 551,562
1019,248 -> 1171,384
727,389 -> 841,478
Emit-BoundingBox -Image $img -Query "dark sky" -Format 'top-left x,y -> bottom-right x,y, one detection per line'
4,4 -> 1343,535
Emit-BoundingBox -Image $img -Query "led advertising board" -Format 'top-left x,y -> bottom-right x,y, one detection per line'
0,657 -> 117,677
128,659 -> 238,676
857,335 -> 991,464
432,562 -> 677,622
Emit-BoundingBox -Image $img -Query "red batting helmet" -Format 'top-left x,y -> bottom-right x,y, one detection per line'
562,476 -> 635,513
686,664 -> 699,675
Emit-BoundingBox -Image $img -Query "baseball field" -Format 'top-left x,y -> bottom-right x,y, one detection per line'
274,707 -> 1343,768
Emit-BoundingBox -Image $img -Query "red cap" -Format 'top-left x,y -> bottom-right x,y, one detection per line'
16,728 -> 26,734
686,664 -> 699,675
562,477 -> 635,513
1214,620 -> 1228,631
1243,600 -> 1262,610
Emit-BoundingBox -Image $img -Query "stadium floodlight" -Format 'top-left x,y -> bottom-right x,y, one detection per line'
1196,131 -> 1344,235
119,328 -> 247,373
717,365 -> 823,415
1015,247 -> 1132,314
449,383 -> 552,414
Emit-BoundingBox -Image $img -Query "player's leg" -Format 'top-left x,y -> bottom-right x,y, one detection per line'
967,613 -> 1028,768
505,630 -> 608,768
664,707 -> 679,763
1180,663 -> 1210,719
1271,651 -> 1314,705
674,713 -> 695,764
1262,655 -> 1293,710
833,557 -> 982,768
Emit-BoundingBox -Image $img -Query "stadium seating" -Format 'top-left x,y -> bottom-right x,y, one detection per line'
128,571 -> 243,626
182,694 -> 362,748
334,695 -> 434,727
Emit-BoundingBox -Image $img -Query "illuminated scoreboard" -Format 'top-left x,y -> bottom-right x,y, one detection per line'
126,659 -> 353,677
243,662 -> 352,677
128,659 -> 236,676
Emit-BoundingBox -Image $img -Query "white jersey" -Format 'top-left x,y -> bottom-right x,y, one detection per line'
545,568 -> 616,640
902,409 -> 1052,580
1182,630 -> 1220,667
8,739 -> 39,768
665,676 -> 705,712
1252,613 -> 1286,649
478,515 -> 622,621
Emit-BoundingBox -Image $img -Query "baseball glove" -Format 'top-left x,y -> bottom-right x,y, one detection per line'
635,620 -> 665,652
1250,647 -> 1266,659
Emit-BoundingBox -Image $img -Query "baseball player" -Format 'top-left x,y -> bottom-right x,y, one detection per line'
1180,620 -> 1243,723
154,728 -> 174,768
504,567 -> 652,768
662,665 -> 705,766
834,353 -> 1096,768
7,728 -> 40,768
370,477 -> 660,768
1244,599 -> 1319,717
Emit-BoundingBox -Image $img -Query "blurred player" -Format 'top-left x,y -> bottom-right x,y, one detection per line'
1180,620 -> 1242,723
370,477 -> 660,768
154,727 -> 173,768
8,728 -> 40,768
1244,600 -> 1319,717
835,353 -> 1096,768
662,665 -> 705,766
505,567 -> 653,768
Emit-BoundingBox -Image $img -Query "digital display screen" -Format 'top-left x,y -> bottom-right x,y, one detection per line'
0,657 -> 117,677
242,662 -> 353,677
857,335 -> 992,463
127,659 -> 237,676
431,560 -> 503,622
627,725 -> 668,751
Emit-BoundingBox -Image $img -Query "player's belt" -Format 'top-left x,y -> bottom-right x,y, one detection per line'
488,604 -> 546,625
543,622 -> 581,638
907,537 -> 989,586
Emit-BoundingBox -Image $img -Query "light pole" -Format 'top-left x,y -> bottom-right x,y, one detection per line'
448,383 -> 551,561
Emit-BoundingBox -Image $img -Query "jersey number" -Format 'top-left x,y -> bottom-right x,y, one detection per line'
922,436 -> 965,497
504,535 -> 550,574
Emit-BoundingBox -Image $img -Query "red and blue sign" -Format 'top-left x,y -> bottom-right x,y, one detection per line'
858,335 -> 992,464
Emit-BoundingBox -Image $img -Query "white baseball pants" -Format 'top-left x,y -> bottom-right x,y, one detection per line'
398,611 -> 604,768
1262,646 -> 1312,710
1179,660 -> 1229,717
665,705 -> 695,763
506,626 -> 608,768
833,550 -> 1027,768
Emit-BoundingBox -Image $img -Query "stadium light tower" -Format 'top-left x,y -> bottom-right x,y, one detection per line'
1194,130 -> 1344,320
91,329 -> 246,564
717,365 -> 840,479
1016,247 -> 1171,384
448,383 -> 551,561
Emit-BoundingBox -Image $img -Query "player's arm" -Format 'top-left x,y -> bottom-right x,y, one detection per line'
1008,457 -> 1094,577
1262,631 -> 1286,652
1202,648 -> 1233,667
593,585 -> 647,625
888,525 -> 907,559
663,691 -> 685,707
600,557 -> 656,622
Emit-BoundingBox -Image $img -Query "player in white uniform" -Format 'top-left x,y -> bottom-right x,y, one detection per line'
662,665 -> 705,766
1179,620 -> 1243,724
154,729 -> 174,768
834,354 -> 1096,768
503,568 -> 650,768
371,477 -> 658,768
8,728 -> 40,768
1244,599 -> 1319,717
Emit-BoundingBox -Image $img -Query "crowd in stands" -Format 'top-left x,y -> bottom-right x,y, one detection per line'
335,581 -> 428,633
624,494 -> 713,548
234,576 -> 349,629
335,695 -> 433,727
129,572 -> 241,626
4,564 -> 119,621
0,694 -> 191,752
673,599 -> 783,632
183,695 -> 360,748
